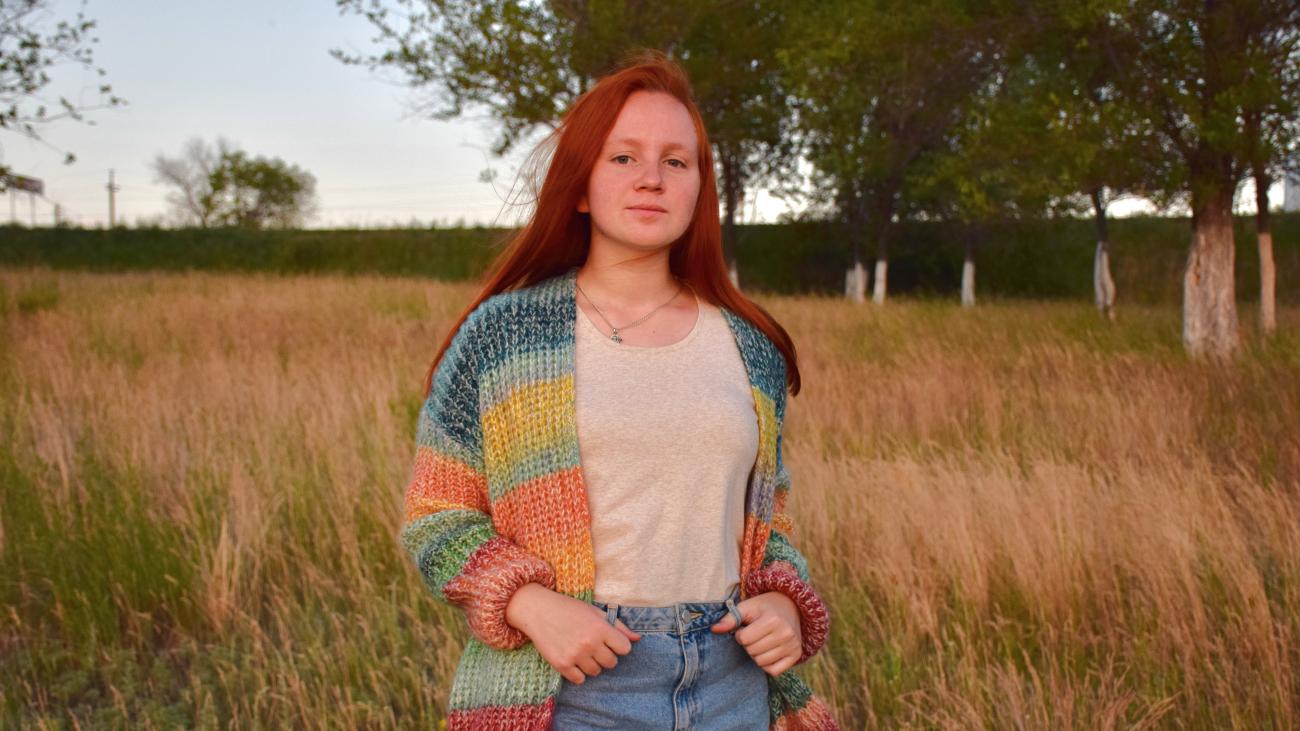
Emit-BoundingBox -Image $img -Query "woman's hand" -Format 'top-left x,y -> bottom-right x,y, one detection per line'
710,591 -> 802,676
505,582 -> 641,684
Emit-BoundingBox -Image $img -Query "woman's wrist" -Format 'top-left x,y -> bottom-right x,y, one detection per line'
505,581 -> 552,634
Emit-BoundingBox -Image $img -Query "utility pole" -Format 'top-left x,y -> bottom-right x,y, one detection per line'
54,203 -> 62,227
107,169 -> 119,227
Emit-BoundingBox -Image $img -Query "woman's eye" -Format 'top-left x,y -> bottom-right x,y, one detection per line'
613,154 -> 633,164
666,159 -> 687,169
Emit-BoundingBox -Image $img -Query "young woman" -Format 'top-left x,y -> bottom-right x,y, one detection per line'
400,50 -> 837,730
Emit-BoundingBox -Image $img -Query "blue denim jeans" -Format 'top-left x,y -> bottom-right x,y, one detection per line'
551,584 -> 770,730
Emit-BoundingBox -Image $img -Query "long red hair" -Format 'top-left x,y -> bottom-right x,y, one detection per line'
422,49 -> 801,399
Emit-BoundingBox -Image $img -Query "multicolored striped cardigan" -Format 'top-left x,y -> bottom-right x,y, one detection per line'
400,265 -> 838,730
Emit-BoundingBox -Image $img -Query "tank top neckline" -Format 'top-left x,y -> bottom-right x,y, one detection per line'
577,295 -> 706,353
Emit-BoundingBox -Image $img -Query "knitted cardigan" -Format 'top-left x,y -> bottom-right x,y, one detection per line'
400,266 -> 838,730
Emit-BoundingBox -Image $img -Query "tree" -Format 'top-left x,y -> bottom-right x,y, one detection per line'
779,0 -> 1014,304
0,0 -> 124,182
331,0 -> 792,282
334,1 -> 598,156
1239,11 -> 1300,337
207,149 -> 317,229
678,0 -> 792,284
150,136 -> 228,227
983,11 -> 1164,320
151,138 -> 318,229
906,65 -> 1061,308
1077,0 -> 1300,357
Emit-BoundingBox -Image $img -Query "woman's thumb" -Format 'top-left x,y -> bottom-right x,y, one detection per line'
712,611 -> 738,633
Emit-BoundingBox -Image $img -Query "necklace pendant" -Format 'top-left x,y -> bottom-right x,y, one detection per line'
610,329 -> 622,344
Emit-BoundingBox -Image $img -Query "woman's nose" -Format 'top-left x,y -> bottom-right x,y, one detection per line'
635,166 -> 663,191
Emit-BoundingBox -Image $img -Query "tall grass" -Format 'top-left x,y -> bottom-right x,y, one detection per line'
1,266 -> 1297,729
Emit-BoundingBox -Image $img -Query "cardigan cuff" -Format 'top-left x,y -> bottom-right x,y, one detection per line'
443,536 -> 557,651
744,560 -> 830,665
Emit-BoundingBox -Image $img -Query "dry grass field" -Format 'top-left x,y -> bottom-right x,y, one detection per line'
2,266 -> 1299,730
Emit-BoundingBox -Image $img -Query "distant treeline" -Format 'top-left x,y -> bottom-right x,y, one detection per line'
2,215 -> 1296,305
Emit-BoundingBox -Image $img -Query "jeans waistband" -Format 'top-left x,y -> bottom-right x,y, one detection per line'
591,584 -> 745,634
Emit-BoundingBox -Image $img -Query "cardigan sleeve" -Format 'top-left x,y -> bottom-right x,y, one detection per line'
742,372 -> 831,666
398,316 -> 557,651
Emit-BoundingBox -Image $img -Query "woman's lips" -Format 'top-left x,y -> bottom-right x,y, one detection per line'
628,206 -> 666,215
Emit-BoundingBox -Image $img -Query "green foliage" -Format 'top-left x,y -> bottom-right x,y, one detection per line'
331,0 -> 794,263
720,214 -> 1298,305
1075,0 -> 1300,207
0,224 -> 506,281
151,137 -> 318,229
678,0 -> 792,255
330,0 -> 692,156
207,149 -> 318,229
778,0 -> 1022,260
1,215 -> 1296,304
0,0 -> 125,181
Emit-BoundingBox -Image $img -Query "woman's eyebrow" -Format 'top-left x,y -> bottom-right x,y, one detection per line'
605,136 -> 694,153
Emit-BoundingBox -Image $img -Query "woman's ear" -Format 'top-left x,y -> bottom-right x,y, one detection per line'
576,194 -> 589,213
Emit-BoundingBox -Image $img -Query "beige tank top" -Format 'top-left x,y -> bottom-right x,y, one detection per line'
574,295 -> 760,606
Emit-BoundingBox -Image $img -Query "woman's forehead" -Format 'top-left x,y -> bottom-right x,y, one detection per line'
604,91 -> 698,152
604,134 -> 693,153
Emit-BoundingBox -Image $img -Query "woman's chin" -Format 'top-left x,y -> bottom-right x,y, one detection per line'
605,232 -> 684,251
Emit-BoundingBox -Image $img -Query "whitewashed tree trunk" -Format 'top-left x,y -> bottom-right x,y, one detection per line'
1183,192 -> 1239,358
1090,189 -> 1116,320
1260,228 -> 1276,336
728,259 -> 739,289
1255,171 -> 1276,336
845,261 -> 866,303
961,257 -> 976,307
872,259 -> 888,304
1094,242 -> 1117,319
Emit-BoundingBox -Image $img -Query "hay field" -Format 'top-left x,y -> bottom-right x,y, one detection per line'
2,266 -> 1299,730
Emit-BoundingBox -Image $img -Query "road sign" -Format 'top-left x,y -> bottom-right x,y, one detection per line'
4,174 -> 44,195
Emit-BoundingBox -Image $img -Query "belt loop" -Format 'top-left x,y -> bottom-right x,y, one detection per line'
605,602 -> 619,627
724,593 -> 744,634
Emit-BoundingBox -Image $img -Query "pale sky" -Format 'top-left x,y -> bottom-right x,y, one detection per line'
0,0 -> 1285,228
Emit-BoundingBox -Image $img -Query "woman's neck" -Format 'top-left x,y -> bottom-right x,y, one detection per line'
575,254 -> 682,311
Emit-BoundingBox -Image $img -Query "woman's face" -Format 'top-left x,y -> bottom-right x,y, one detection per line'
578,90 -> 701,254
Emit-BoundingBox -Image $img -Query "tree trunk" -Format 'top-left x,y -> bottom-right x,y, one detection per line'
869,188 -> 898,305
871,216 -> 890,304
718,147 -> 743,289
1091,189 -> 1116,320
1255,170 -> 1276,336
846,261 -> 866,303
845,195 -> 867,303
961,233 -> 976,307
1183,184 -> 1239,357
872,259 -> 888,304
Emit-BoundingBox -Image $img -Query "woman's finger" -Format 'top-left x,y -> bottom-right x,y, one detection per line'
575,655 -> 603,678
592,644 -> 621,670
752,643 -> 794,668
759,655 -> 795,677
740,631 -> 785,658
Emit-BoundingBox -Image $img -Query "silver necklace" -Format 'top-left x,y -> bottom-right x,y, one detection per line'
576,276 -> 685,344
